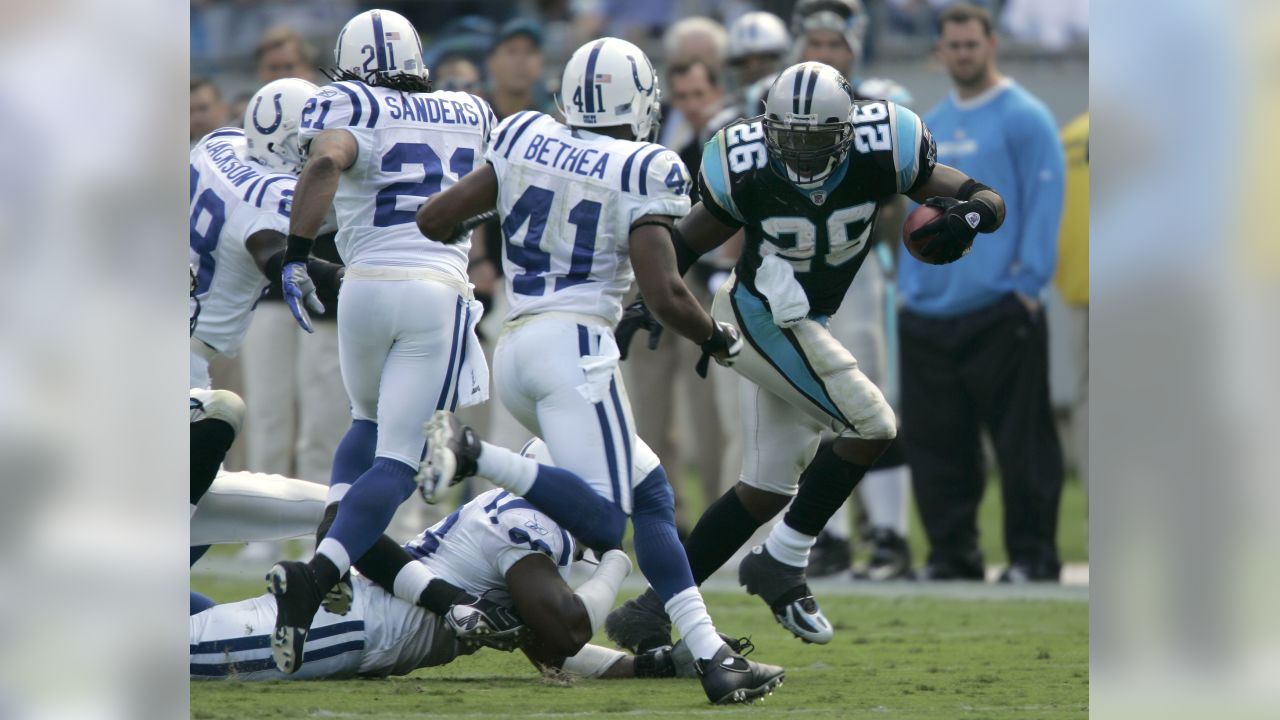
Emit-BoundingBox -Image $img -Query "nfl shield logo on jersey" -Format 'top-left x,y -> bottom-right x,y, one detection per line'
810,190 -> 827,205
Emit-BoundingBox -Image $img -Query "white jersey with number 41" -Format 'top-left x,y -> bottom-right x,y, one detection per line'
486,112 -> 692,326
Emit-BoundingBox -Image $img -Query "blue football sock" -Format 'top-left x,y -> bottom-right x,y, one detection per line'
330,419 -> 377,501
190,591 -> 215,615
319,457 -> 417,574
632,465 -> 696,601
189,544 -> 210,567
525,463 -> 627,553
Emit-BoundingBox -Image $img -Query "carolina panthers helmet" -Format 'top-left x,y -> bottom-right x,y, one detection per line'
792,0 -> 869,59
335,9 -> 428,84
762,62 -> 856,188
244,78 -> 318,175
727,12 -> 791,62
559,38 -> 661,142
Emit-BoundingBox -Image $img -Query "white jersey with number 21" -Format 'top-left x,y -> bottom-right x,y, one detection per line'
298,81 -> 495,276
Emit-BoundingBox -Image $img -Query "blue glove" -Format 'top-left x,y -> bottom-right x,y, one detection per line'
282,261 -> 324,333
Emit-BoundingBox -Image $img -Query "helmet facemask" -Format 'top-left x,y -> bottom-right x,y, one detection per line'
763,116 -> 853,188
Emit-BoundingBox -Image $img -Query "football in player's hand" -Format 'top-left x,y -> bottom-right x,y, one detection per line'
902,204 -> 946,264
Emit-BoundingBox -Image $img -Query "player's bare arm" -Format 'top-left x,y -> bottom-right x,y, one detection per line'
506,553 -> 594,668
245,230 -> 344,309
677,202 -> 741,259
416,163 -> 498,242
289,130 -> 357,242
629,217 -> 743,373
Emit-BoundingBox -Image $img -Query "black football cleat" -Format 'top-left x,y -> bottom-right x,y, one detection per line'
445,593 -> 526,651
739,545 -> 833,644
852,528 -> 915,581
604,588 -> 672,653
806,530 -> 853,578
695,643 -> 784,704
265,560 -> 325,673
418,411 -> 481,504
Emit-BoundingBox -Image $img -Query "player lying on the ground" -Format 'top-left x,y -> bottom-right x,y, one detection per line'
606,61 -> 1007,647
192,463 -> 703,683
413,37 -> 783,705
189,78 -> 344,390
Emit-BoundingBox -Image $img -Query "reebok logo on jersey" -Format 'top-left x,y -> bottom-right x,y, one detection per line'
965,212 -> 981,228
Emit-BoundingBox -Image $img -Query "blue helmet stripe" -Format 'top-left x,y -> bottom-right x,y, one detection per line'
583,40 -> 606,113
371,11 -> 388,73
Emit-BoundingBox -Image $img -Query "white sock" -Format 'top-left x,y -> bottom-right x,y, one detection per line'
858,465 -> 910,536
392,560 -> 438,604
475,441 -> 538,495
765,520 -> 818,568
316,537 -> 352,576
822,498 -> 853,540
327,483 -> 350,505
665,587 -> 725,660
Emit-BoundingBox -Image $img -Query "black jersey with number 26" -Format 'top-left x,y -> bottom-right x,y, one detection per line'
697,100 -> 936,316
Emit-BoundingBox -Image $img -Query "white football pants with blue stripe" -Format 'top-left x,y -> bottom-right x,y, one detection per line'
493,314 -> 643,515
338,267 -> 484,466
712,273 -> 897,497
190,576 -> 460,680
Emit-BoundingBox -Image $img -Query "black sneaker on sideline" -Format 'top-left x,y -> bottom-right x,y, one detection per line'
854,528 -> 914,581
806,530 -> 853,578
917,549 -> 985,581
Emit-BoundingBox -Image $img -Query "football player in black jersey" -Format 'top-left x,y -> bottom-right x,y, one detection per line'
609,62 -> 1006,646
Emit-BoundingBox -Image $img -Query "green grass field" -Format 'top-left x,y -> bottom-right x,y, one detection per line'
191,577 -> 1087,719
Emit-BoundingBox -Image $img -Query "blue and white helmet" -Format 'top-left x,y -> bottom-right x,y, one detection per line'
244,78 -> 318,174
335,9 -> 427,84
762,62 -> 856,188
560,38 -> 661,142
728,12 -> 791,62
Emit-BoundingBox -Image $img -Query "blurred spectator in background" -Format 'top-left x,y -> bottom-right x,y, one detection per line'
571,0 -> 678,44
724,10 -> 790,115
228,92 -> 254,129
234,24 -> 350,564
253,26 -> 319,83
434,54 -> 484,94
898,3 -> 1065,583
1000,0 -> 1088,53
1056,112 -> 1088,492
425,16 -> 498,76
487,18 -> 554,119
190,77 -> 228,145
657,17 -> 728,150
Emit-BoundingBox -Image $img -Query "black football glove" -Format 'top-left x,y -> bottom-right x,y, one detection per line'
909,196 -> 998,264
695,321 -> 743,378
616,297 -> 663,361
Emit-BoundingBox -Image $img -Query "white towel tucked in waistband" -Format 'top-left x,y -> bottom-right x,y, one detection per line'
755,255 -> 811,327
454,296 -> 490,408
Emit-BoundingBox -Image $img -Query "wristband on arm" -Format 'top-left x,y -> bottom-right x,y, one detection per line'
283,233 -> 315,264
955,179 -> 1002,232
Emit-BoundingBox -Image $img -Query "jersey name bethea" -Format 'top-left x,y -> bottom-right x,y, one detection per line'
522,133 -> 609,179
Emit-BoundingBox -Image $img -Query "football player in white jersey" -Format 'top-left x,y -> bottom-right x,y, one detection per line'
413,38 -> 784,705
189,78 -> 344,390
265,9 -> 508,676
193,475 -> 636,681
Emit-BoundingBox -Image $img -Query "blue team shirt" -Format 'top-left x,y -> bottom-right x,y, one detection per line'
898,79 -> 1065,317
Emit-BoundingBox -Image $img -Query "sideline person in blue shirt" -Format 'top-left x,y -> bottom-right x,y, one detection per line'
897,3 -> 1067,583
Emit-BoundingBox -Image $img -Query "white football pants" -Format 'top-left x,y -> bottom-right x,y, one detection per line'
338,267 -> 483,467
